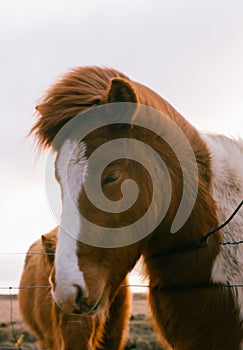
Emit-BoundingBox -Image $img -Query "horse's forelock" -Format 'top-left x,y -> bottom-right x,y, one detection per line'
30,65 -> 202,156
31,66 -> 129,149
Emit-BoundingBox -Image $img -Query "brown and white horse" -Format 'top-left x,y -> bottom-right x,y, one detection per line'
32,66 -> 243,349
19,228 -> 130,350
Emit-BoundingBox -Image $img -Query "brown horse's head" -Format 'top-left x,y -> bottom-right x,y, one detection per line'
32,66 -> 200,315
50,76 -> 154,315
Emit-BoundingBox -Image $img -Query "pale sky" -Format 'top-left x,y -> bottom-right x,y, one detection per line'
0,0 -> 243,290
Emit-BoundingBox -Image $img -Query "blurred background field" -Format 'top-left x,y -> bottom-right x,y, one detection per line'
0,293 -> 165,350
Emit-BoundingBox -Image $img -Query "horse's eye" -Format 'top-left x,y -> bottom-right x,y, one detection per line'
102,169 -> 121,186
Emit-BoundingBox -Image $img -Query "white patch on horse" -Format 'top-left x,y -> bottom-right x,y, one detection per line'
56,139 -> 87,205
202,133 -> 243,320
54,140 -> 87,302
54,227 -> 86,304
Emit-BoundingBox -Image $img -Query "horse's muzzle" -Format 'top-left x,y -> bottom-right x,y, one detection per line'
53,284 -> 101,315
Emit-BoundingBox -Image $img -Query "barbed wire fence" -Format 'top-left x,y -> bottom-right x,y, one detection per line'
0,251 -> 150,350
0,200 -> 242,349
0,251 -> 52,350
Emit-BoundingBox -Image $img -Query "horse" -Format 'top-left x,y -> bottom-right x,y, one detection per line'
18,228 -> 131,350
31,66 -> 243,349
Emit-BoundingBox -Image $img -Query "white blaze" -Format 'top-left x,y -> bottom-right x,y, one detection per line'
54,140 -> 87,302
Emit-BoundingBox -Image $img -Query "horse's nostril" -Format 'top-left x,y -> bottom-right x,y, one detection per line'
74,284 -> 83,306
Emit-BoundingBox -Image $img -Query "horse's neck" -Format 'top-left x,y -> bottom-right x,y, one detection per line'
144,133 -> 243,288
143,195 -> 220,287
201,133 -> 243,230
142,133 -> 221,287
200,133 -> 243,291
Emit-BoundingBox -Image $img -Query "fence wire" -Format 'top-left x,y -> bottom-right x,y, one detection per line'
0,200 -> 242,349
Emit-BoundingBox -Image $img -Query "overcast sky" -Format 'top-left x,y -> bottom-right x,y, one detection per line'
0,0 -> 243,289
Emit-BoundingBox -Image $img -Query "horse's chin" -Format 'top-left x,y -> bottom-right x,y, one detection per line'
72,296 -> 102,315
69,287 -> 109,316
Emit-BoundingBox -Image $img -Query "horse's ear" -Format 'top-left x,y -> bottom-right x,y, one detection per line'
41,234 -> 56,265
35,104 -> 43,113
107,78 -> 138,103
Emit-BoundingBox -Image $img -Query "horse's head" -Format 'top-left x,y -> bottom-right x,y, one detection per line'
33,67 -> 159,314
33,66 -> 199,315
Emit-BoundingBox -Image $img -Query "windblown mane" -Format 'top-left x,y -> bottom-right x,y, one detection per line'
32,67 -> 191,143
32,66 -> 211,182
32,67 -> 128,148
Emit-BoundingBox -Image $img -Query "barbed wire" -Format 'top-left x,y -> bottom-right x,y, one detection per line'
0,286 -> 50,290
202,200 -> 243,246
3,281 -> 243,350
0,284 -> 148,350
0,200 -> 242,349
0,252 -> 54,256
0,344 -> 44,349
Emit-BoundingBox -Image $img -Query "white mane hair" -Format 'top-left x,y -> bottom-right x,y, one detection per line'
202,133 -> 243,319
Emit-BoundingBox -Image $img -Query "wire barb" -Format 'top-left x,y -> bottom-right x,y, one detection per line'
0,252 -> 55,256
0,286 -> 50,290
201,200 -> 243,246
